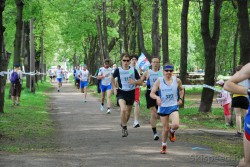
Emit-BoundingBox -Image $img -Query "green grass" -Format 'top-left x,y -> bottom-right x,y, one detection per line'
0,80 -> 54,152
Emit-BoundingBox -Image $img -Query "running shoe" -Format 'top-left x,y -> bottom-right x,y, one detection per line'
106,109 -> 111,114
169,131 -> 176,142
133,121 -> 140,128
153,134 -> 159,140
122,128 -> 128,137
100,105 -> 104,111
58,89 -> 60,92
160,145 -> 167,154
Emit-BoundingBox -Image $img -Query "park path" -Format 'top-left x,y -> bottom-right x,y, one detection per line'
0,82 -> 237,167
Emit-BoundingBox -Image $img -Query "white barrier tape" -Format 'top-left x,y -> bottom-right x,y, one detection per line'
183,84 -> 222,93
0,71 -> 47,76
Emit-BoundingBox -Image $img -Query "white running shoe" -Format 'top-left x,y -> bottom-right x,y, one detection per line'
106,109 -> 111,114
100,105 -> 104,111
153,134 -> 159,140
133,121 -> 140,128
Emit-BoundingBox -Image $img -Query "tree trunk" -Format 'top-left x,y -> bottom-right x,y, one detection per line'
73,49 -> 77,68
237,0 -> 250,65
151,0 -> 160,58
13,0 -> 23,66
199,0 -> 222,113
96,2 -> 104,64
129,0 -> 150,58
129,7 -> 136,54
180,0 -> 189,84
233,22 -> 239,74
161,0 -> 169,64
119,3 -> 125,54
0,0 -> 6,113
40,30 -> 45,82
23,21 -> 30,89
30,18 -> 35,93
102,1 -> 109,60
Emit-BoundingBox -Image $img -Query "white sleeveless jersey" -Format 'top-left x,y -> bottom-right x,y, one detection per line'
98,67 -> 112,85
118,67 -> 136,91
159,76 -> 178,107
80,69 -> 89,81
148,69 -> 163,90
56,69 -> 62,78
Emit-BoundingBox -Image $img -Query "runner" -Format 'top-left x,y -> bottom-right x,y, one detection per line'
56,65 -> 63,92
140,57 -> 162,140
150,62 -> 184,154
74,66 -> 80,89
97,59 -> 113,114
130,54 -> 141,128
111,53 -> 142,137
79,64 -> 90,102
224,63 -> 250,167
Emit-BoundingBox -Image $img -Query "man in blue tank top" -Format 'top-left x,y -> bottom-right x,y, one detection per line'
111,53 -> 143,137
150,62 -> 185,154
224,63 -> 250,167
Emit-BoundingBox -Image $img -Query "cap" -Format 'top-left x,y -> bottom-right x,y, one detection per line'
216,79 -> 224,85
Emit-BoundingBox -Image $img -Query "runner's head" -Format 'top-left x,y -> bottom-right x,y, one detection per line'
151,57 -> 160,70
163,62 -> 174,77
104,59 -> 111,68
121,53 -> 130,68
130,54 -> 138,67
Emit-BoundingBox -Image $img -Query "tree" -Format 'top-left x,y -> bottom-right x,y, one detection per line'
161,0 -> 169,64
199,0 -> 223,112
237,0 -> 250,65
151,0 -> 160,58
180,0 -> 189,84
0,0 -> 6,113
13,0 -> 23,66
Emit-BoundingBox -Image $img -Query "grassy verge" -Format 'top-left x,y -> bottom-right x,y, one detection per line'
0,80 -> 55,152
89,84 -> 244,159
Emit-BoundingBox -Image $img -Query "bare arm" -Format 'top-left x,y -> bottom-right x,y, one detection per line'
224,63 -> 250,95
177,78 -> 184,105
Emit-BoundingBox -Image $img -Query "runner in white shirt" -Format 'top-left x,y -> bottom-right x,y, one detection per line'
97,59 -> 113,114
56,65 -> 63,92
78,64 -> 90,102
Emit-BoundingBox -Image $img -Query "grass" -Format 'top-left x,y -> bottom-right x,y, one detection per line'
0,80 -> 55,152
89,84 -> 244,159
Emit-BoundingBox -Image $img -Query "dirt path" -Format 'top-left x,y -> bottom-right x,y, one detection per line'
0,83 -> 238,167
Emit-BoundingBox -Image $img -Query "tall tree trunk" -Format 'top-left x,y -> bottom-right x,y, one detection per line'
40,30 -> 45,82
23,21 -> 30,89
0,0 -> 6,113
151,0 -> 160,58
233,22 -> 239,74
199,0 -> 222,113
73,49 -> 77,68
129,7 -> 136,54
30,18 -> 35,93
96,2 -> 104,64
119,3 -> 125,54
180,0 -> 189,84
161,0 -> 169,64
13,0 -> 23,66
237,0 -> 250,65
102,0 -> 109,59
129,0 -> 150,58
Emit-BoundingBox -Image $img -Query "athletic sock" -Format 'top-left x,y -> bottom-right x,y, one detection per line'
152,127 -> 157,134
162,142 -> 167,146
122,126 -> 127,130
170,128 -> 175,133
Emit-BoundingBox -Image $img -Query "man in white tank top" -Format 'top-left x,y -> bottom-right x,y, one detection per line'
78,64 -> 90,102
150,62 -> 184,154
56,65 -> 63,92
97,59 -> 112,114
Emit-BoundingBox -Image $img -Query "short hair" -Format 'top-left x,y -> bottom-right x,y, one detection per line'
131,53 -> 138,60
104,59 -> 111,65
121,53 -> 130,60
235,65 -> 243,71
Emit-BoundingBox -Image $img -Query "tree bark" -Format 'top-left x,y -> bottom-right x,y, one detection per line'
129,0 -> 150,58
233,22 -> 239,74
199,0 -> 222,113
23,21 -> 30,89
237,0 -> 250,65
151,0 -> 160,58
13,0 -> 23,66
129,7 -> 136,54
30,18 -> 35,93
0,0 -> 6,113
180,0 -> 189,84
96,2 -> 104,64
161,0 -> 169,64
102,0 -> 109,60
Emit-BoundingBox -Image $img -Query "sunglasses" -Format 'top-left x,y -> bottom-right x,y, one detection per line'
164,70 -> 173,72
122,59 -> 130,62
